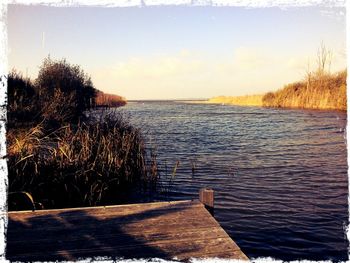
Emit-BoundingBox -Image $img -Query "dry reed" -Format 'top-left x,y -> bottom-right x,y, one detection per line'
8,113 -> 159,209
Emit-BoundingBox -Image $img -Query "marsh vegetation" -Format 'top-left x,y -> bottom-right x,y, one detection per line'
7,57 -> 158,210
208,44 -> 347,111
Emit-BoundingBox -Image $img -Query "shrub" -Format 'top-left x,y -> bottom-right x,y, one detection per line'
262,92 -> 275,107
7,71 -> 39,126
35,57 -> 97,124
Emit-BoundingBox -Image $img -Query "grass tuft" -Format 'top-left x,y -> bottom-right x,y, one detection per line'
8,113 -> 158,209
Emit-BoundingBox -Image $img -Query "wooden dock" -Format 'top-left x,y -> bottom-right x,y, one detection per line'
6,190 -> 248,261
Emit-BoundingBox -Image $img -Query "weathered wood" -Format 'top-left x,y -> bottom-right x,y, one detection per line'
7,200 -> 248,261
199,188 -> 214,214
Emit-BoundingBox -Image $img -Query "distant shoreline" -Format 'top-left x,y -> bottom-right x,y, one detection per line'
185,70 -> 347,111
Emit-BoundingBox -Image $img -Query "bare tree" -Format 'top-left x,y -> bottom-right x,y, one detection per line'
316,41 -> 333,76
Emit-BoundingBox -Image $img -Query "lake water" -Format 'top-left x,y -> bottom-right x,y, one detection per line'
117,101 -> 348,261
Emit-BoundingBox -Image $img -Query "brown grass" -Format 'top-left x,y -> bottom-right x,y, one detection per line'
8,113 -> 158,209
95,91 -> 127,107
262,70 -> 347,110
208,95 -> 263,106
206,69 -> 346,111
7,58 -> 157,210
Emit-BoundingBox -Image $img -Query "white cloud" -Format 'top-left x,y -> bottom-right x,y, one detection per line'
91,45 -> 346,100
286,56 -> 309,70
91,51 -> 210,99
233,47 -> 268,70
112,51 -> 204,79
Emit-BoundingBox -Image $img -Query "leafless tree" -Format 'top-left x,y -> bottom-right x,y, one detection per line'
316,41 -> 333,76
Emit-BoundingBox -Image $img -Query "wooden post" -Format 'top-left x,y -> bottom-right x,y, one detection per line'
199,188 -> 214,215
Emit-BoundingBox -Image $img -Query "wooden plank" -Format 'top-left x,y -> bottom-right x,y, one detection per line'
7,200 -> 195,216
8,204 -> 216,235
6,200 -> 248,261
8,218 -> 220,241
8,200 -> 204,223
8,227 -> 226,246
9,237 -> 247,261
7,228 -> 229,254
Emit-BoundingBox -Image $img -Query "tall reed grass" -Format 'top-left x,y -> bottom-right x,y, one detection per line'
262,70 -> 346,110
208,95 -> 263,106
7,57 -> 160,210
95,91 -> 127,107
8,112 -> 158,209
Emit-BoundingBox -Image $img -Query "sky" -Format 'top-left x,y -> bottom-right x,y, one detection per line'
8,4 -> 347,100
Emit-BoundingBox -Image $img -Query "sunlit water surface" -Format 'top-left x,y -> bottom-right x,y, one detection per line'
115,101 -> 348,261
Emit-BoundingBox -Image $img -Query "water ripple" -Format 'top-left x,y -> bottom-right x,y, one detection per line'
116,102 -> 348,261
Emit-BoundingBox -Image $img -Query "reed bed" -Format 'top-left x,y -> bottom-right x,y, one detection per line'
95,91 -> 127,107
262,70 -> 346,110
8,57 -> 160,210
8,113 -> 159,209
207,95 -> 263,106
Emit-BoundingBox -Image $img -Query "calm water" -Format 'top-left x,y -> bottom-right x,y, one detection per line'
117,101 -> 348,261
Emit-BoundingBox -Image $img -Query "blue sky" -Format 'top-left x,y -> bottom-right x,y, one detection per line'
8,4 -> 346,99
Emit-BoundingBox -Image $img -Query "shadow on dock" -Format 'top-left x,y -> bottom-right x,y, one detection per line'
7,199 -> 248,261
